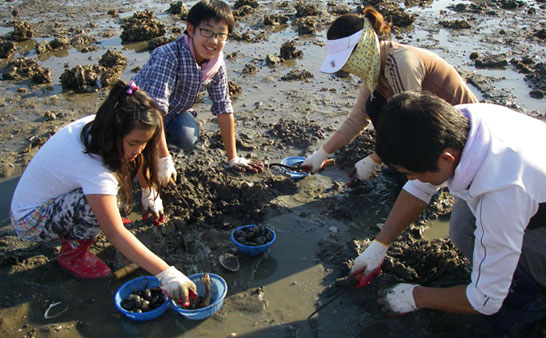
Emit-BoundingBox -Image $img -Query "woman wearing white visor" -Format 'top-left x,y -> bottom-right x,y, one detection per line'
303,7 -> 477,185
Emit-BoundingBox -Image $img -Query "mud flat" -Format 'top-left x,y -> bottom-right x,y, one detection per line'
0,0 -> 544,337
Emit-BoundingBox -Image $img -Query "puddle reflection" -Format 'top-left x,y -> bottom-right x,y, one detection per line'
253,256 -> 278,280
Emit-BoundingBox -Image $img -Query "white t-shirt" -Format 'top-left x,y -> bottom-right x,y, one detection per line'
403,103 -> 546,315
11,115 -> 119,220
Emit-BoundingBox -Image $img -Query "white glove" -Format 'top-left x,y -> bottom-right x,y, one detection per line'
155,266 -> 196,301
350,239 -> 389,276
228,156 -> 250,169
354,155 -> 381,181
228,156 -> 265,173
141,187 -> 163,217
302,146 -> 329,173
158,155 -> 176,187
377,283 -> 418,316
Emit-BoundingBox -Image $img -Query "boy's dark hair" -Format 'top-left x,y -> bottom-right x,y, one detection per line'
81,80 -> 163,206
187,0 -> 235,34
327,7 -> 391,41
375,91 -> 469,173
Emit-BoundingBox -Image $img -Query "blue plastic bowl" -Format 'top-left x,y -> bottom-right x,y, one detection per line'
170,273 -> 228,320
280,156 -> 309,180
114,276 -> 169,321
231,224 -> 276,256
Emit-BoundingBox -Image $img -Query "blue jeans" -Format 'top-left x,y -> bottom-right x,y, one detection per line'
166,111 -> 199,150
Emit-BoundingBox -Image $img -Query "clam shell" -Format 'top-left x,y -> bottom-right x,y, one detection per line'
219,253 -> 240,272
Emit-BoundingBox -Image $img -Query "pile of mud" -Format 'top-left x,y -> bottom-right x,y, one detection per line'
161,161 -> 298,229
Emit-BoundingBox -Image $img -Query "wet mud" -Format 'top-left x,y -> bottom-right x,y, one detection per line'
0,0 -> 545,337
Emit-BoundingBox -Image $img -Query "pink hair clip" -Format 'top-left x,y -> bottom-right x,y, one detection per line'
126,80 -> 139,95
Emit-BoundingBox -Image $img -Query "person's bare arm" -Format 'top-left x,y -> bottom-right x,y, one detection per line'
157,126 -> 170,158
86,194 -> 169,275
375,189 -> 428,244
414,285 -> 479,313
136,160 -> 148,188
217,113 -> 237,161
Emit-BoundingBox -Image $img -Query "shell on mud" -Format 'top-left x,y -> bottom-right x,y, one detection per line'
219,252 -> 240,272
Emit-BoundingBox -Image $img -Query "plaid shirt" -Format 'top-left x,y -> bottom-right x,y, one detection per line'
132,36 -> 233,117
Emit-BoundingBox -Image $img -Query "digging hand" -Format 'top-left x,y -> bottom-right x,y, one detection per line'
302,146 -> 329,174
141,187 -> 165,225
158,155 -> 177,187
228,156 -> 264,173
156,266 -> 196,303
350,239 -> 389,285
347,155 -> 381,187
377,283 -> 418,317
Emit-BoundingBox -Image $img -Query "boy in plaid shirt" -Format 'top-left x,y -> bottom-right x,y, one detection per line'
132,0 -> 263,185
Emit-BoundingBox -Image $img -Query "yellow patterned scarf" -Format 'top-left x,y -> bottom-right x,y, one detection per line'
341,18 -> 381,93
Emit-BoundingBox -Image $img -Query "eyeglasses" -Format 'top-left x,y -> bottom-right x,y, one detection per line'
196,27 -> 229,41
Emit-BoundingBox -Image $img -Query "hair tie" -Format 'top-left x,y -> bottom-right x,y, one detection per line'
126,80 -> 139,95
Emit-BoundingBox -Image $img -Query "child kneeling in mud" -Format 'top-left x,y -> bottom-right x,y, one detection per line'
132,0 -> 264,176
10,80 -> 195,303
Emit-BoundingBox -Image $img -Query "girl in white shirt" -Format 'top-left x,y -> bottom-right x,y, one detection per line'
10,80 -> 195,304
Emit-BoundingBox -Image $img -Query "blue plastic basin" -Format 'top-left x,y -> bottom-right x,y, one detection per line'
170,273 -> 227,320
114,276 -> 169,321
231,224 -> 276,256
279,156 -> 309,180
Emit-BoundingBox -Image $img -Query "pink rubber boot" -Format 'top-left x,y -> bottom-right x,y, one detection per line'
58,239 -> 111,279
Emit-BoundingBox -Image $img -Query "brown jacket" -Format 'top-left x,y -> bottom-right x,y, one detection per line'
338,42 -> 478,141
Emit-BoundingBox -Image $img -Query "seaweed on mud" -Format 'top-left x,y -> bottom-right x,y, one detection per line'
280,69 -> 314,81
0,39 -> 16,58
11,21 -> 35,42
59,64 -> 103,90
292,17 -> 319,35
263,14 -> 289,26
2,57 -> 51,84
233,5 -> 255,17
234,0 -> 259,9
279,40 -> 303,60
120,10 -> 166,42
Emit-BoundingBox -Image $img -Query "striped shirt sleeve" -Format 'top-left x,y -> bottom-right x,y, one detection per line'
384,48 -> 425,94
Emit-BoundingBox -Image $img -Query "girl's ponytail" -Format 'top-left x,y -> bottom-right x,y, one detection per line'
326,8 -> 391,42
363,7 -> 391,41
